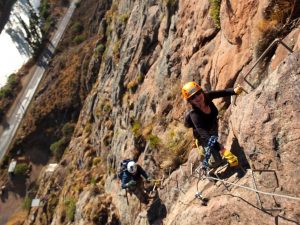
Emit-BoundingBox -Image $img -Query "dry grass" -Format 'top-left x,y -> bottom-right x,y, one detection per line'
167,79 -> 181,100
84,122 -> 92,135
122,92 -> 129,106
131,120 -> 142,136
6,210 -> 28,225
127,79 -> 139,93
254,0 -> 294,58
92,157 -> 102,166
142,124 -> 153,137
269,0 -> 294,23
95,98 -> 112,117
113,39 -> 122,61
159,123 -> 193,172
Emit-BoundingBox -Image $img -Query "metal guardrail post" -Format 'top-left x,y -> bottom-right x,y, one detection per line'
251,169 -> 283,211
251,170 -> 263,209
244,38 -> 294,89
233,38 -> 294,105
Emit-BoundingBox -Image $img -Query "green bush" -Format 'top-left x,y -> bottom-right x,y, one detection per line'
50,138 -> 67,161
73,35 -> 85,44
119,13 -> 129,24
72,22 -> 84,34
7,74 -> 18,88
93,157 -> 101,166
94,44 -> 105,58
40,0 -> 50,19
85,122 -> 92,134
209,0 -> 221,29
147,134 -> 160,148
15,163 -> 29,176
65,198 -> 76,222
113,40 -> 121,59
43,16 -> 54,33
103,103 -> 111,113
0,155 -> 9,169
131,121 -> 141,136
0,87 -> 12,98
90,177 -> 97,185
0,73 -> 20,99
23,196 -> 32,211
96,44 -> 105,52
62,122 -> 75,140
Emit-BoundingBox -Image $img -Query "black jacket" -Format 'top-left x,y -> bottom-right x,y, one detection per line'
184,88 -> 236,146
120,165 -> 148,189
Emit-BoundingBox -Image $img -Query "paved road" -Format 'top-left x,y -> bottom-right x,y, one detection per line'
0,1 -> 78,161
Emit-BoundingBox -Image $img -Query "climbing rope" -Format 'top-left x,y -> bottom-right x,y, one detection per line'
204,175 -> 300,202
148,164 -> 300,207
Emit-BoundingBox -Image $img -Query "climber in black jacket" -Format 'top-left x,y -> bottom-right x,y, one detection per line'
182,81 -> 243,170
118,160 -> 150,204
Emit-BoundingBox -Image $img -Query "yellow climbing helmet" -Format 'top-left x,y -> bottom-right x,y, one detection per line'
182,81 -> 202,100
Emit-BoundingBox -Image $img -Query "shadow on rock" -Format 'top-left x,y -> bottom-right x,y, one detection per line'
216,165 -> 246,180
128,186 -> 149,205
8,176 -> 27,198
0,188 -> 9,202
25,146 -> 50,166
147,195 -> 167,225
231,138 -> 250,169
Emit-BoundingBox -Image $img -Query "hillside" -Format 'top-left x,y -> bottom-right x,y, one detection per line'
3,0 -> 300,224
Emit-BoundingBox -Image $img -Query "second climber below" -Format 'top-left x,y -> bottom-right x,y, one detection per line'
182,81 -> 243,172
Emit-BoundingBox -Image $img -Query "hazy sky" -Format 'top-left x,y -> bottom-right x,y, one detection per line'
0,0 -> 40,88
0,31 -> 29,87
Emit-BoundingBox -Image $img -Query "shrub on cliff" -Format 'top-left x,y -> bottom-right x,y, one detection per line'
254,1 -> 294,58
131,121 -> 141,136
50,137 -> 68,161
62,122 -> 75,140
22,196 -> 32,211
72,21 -> 84,34
15,163 -> 29,176
50,123 -> 75,161
0,73 -> 20,98
0,73 -> 22,122
73,34 -> 86,44
65,198 -> 76,222
209,0 -> 221,29
147,134 -> 160,148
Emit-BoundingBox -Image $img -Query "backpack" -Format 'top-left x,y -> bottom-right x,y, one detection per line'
117,159 -> 131,180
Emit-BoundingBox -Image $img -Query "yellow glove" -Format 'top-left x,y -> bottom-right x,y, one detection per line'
234,86 -> 243,95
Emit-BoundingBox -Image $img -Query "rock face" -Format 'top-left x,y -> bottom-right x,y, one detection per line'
231,51 -> 300,221
19,0 -> 300,224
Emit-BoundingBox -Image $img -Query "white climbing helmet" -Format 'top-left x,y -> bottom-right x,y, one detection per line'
127,161 -> 137,174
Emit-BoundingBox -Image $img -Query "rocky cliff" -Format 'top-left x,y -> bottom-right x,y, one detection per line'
10,0 -> 300,224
